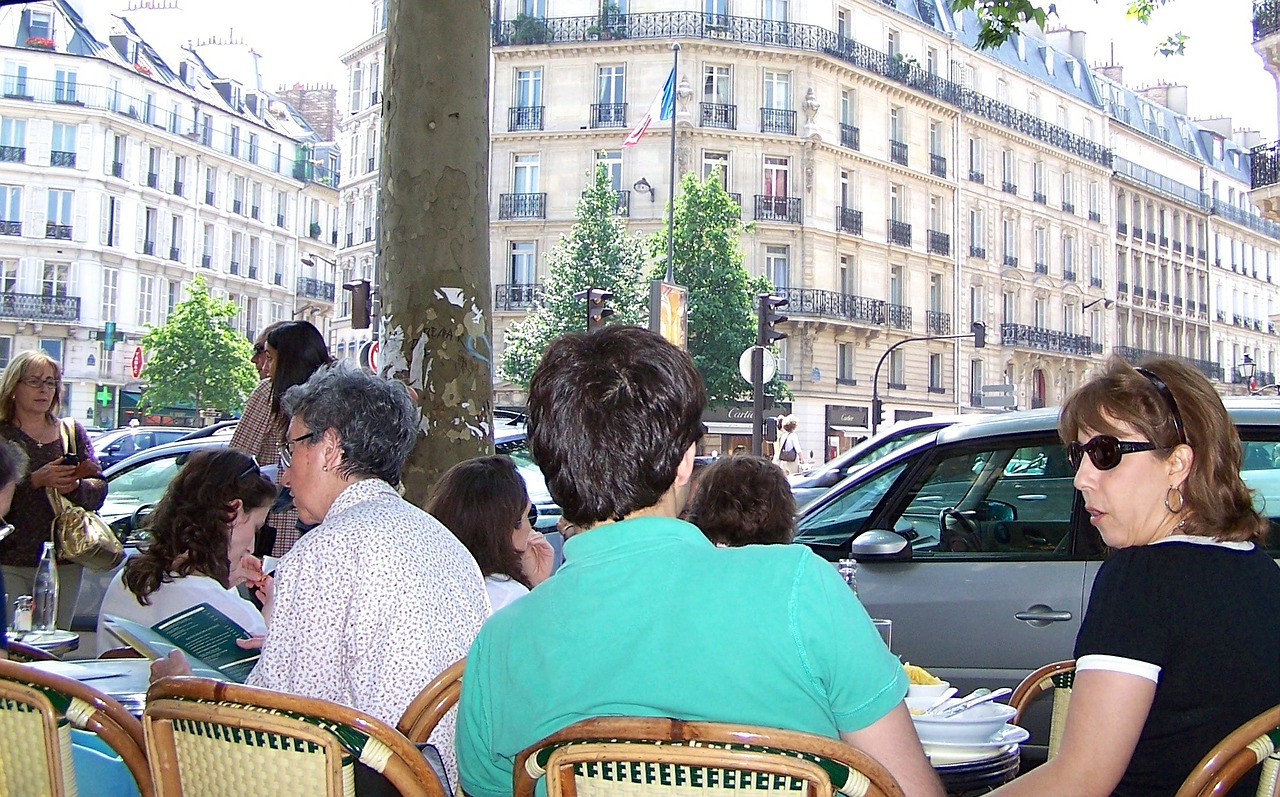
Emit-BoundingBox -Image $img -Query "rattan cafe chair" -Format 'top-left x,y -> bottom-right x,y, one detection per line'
144,676 -> 446,797
1175,702 -> 1280,797
0,657 -> 153,796
513,716 -> 905,797
397,657 -> 465,745
1010,659 -> 1076,761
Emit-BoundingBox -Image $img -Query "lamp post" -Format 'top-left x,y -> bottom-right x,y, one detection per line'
871,322 -> 986,435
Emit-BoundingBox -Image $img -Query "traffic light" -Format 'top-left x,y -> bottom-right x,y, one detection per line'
344,279 -> 372,329
574,287 -> 614,331
971,320 -> 986,349
872,397 -> 886,429
757,294 -> 789,346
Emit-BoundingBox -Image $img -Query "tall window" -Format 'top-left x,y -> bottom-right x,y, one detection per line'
1,117 -> 25,150
54,68 -> 76,103
41,262 -> 68,297
889,350 -> 905,386
1062,171 -> 1075,210
4,61 -> 28,97
350,62 -> 363,112
889,184 -> 905,222
169,214 -> 183,259
763,0 -> 788,20
703,65 -> 731,105
1002,150 -> 1015,186
101,195 -> 121,246
597,65 -> 625,104
1062,235 -> 1074,275
1032,161 -> 1046,198
513,154 -> 539,194
763,156 -> 788,197
839,88 -> 855,126
1034,227 -> 1047,267
28,10 -> 51,40
138,276 -> 154,326
929,273 -> 943,312
702,151 -> 729,187
510,241 -> 536,284
929,353 -> 943,391
969,208 -> 984,252
595,149 -> 622,191
1003,291 -> 1016,324
968,137 -> 982,175
765,245 -> 789,289
838,343 -> 853,381
0,185 -> 20,224
889,106 -> 904,142
928,121 -> 942,155
970,360 -> 984,402
763,70 -> 790,110
515,68 -> 542,107
969,285 -> 983,324
102,267 -> 118,322
367,60 -> 381,107
0,261 -> 15,293
366,126 -> 377,173
47,189 -> 72,226
1003,218 -> 1017,260
890,265 -> 904,306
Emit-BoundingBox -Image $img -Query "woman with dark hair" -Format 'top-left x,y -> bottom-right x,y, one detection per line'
426,456 -> 554,612
684,455 -> 796,546
991,357 -> 1280,797
96,449 -> 277,654
231,320 -> 333,556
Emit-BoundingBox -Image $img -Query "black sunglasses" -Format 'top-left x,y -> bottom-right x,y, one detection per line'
237,456 -> 261,481
1067,435 -> 1159,472
1134,367 -> 1188,446
523,504 -> 539,528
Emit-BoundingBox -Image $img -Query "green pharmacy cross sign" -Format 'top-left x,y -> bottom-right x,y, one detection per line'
96,386 -> 112,406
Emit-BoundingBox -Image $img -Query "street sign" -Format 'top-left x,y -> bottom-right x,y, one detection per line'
130,347 -> 144,379
360,341 -> 380,372
738,346 -> 777,385
980,384 -> 1016,408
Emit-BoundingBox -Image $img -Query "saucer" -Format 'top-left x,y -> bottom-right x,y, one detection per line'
922,724 -> 1029,765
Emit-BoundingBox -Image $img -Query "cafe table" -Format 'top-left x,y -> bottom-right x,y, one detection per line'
24,658 -> 152,716
9,628 -> 79,655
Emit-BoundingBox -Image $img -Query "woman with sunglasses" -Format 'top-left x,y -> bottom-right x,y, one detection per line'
426,456 -> 555,613
0,350 -> 106,629
96,449 -> 277,655
230,320 -> 332,557
991,357 -> 1280,797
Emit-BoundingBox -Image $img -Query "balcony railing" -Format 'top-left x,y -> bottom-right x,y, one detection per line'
590,102 -> 627,128
490,12 -> 1113,166
1088,210 -> 1101,222
495,282 -> 543,310
969,170 -> 984,184
1117,222 -> 1128,235
1146,231 -> 1156,244
1033,191 -> 1047,204
886,303 -> 911,330
201,253 -> 212,268
776,287 -> 885,325
836,206 -> 862,235
969,245 -> 986,259
168,246 -> 180,261
1002,181 -> 1017,194
760,107 -> 796,135
508,105 -> 544,131
0,292 -> 79,322
888,219 -> 911,246
889,139 -> 908,165
1118,281 -> 1129,293
0,145 -> 25,163
229,260 -> 240,275
700,102 -> 736,129
1256,0 -> 1280,39
1062,201 -> 1074,214
1114,345 -> 1223,381
927,229 -> 950,256
755,195 -> 802,223
297,276 -> 336,302
173,180 -> 184,197
1064,269 -> 1077,282
45,223 -> 71,240
1159,235 -> 1169,248
927,310 -> 950,335
498,192 -> 547,219
0,220 -> 18,236
1001,323 -> 1095,356
839,123 -> 859,150
929,153 -> 946,178
50,150 -> 75,167
1004,255 -> 1019,267
1034,262 -> 1048,275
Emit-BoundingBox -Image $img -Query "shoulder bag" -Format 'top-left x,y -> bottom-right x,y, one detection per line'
48,419 -> 123,571
778,433 -> 798,462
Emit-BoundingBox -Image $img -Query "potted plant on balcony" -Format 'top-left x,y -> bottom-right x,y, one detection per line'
309,222 -> 322,240
24,36 -> 54,51
513,13 -> 551,44
133,61 -> 152,77
601,1 -> 627,39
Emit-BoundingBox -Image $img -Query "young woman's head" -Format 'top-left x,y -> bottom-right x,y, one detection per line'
123,449 -> 277,604
266,321 -> 333,417
426,456 -> 535,587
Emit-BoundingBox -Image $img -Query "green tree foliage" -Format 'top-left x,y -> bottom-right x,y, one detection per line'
501,165 -> 649,388
953,0 -> 1186,56
138,276 -> 258,416
649,172 -> 785,406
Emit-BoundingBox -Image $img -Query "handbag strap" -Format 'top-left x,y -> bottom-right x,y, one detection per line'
46,419 -> 78,518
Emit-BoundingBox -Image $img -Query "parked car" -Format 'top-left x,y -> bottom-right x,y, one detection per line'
789,415 -> 975,510
91,426 -> 198,468
792,398 -> 1280,758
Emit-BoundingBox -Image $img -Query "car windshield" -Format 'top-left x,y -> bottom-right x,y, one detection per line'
101,453 -> 187,523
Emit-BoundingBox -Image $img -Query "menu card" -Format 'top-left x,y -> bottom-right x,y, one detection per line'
103,603 -> 260,682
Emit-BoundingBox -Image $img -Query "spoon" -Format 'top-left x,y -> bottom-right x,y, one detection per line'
923,687 -> 958,713
933,687 -> 1013,719
924,687 -> 988,716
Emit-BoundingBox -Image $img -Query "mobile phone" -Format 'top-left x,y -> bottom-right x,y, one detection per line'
62,453 -> 79,465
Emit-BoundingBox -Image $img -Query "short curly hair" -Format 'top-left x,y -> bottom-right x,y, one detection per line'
684,456 -> 796,546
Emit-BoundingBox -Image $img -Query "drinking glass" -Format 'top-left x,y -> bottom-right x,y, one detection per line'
872,618 -> 893,652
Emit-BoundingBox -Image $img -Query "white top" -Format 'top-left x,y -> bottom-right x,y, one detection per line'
96,570 -> 267,655
245,479 -> 490,788
485,574 -> 530,613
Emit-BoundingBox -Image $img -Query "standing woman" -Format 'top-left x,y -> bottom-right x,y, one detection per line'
771,414 -> 807,475
230,320 -> 332,557
0,350 -> 106,628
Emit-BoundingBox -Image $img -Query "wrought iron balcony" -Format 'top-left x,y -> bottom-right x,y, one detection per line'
251,206 -> 260,220
173,180 -> 184,197
1034,262 -> 1048,275
248,264 -> 259,280
45,223 -> 71,240
886,303 -> 911,330
1062,201 -> 1074,214
590,102 -> 627,128
50,150 -> 74,167
169,246 -> 180,261
929,154 -> 946,178
701,103 -> 736,129
1200,302 -> 1208,314
1118,281 -> 1129,293
1146,231 -> 1156,244
889,139 -> 908,166
232,199 -> 243,214
927,229 -> 950,256
1253,140 -> 1280,189
613,189 -> 631,216
1088,210 -> 1101,222
110,161 -> 123,178
1114,346 -> 1223,381
1133,226 -> 1143,239
969,245 -> 986,259
927,310 -> 950,335
1159,236 -> 1169,247
968,170 -> 984,184
507,105 -> 544,133
0,292 -> 79,322
201,254 -> 212,268
760,107 -> 796,135
1064,269 -> 1077,282
229,260 -> 240,275
1033,191 -> 1047,204
1160,292 -> 1170,304
1173,241 -> 1182,253
755,195 -> 802,223
1001,323 -> 1095,356
1090,276 -> 1103,288
0,145 -> 24,163
775,287 -> 885,324
498,192 -> 547,219
297,277 -> 336,302
888,219 -> 911,246
1174,296 -> 1184,308
839,123 -> 859,150
836,206 -> 862,235
0,219 -> 17,236
1002,181 -> 1017,194
146,172 -> 159,189
205,190 -> 215,205
1256,0 -> 1280,40
1147,288 -> 1156,300
1004,255 -> 1019,268
495,282 -> 543,310
1117,222 -> 1127,235
1199,248 -> 1207,260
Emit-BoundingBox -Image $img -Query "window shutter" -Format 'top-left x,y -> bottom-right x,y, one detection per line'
73,191 -> 87,242
134,206 -> 145,253
30,120 -> 51,166
26,186 -> 44,239
75,123 -> 91,171
99,195 -> 110,246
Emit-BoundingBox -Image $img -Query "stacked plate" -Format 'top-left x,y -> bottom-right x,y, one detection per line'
906,696 -> 1029,765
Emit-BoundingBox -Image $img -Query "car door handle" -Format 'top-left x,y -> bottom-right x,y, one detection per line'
1014,606 -> 1073,625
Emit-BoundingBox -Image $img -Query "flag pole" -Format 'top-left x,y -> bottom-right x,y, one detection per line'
665,42 -> 679,284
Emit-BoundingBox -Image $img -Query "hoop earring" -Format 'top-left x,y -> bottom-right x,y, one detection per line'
1164,485 -> 1185,514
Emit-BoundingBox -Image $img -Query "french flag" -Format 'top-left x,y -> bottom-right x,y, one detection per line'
623,67 -> 676,147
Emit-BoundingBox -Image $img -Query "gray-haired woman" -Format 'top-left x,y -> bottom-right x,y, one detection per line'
154,363 -> 489,791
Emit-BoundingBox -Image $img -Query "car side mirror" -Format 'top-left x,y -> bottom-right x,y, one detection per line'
850,529 -> 912,561
105,443 -> 122,454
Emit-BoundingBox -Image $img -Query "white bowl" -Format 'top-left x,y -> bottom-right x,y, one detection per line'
906,681 -> 951,699
905,697 -> 1017,745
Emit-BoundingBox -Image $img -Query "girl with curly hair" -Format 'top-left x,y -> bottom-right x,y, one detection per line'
95,449 -> 277,654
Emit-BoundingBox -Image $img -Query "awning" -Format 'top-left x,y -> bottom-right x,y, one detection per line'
706,422 -> 751,435
828,425 -> 869,435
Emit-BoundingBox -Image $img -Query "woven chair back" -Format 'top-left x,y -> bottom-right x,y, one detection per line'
1175,703 -> 1280,797
397,658 -> 465,744
1010,659 -> 1076,760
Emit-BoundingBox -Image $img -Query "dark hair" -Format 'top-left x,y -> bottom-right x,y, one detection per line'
122,449 -> 277,603
267,321 -> 333,417
685,456 -> 797,546
425,456 -> 531,587
280,362 -> 418,485
527,326 -> 706,526
1060,356 -> 1266,544
0,438 -> 28,489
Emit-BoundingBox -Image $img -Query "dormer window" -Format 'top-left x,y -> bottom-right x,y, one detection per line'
1043,46 -> 1054,75
28,10 -> 52,41
179,62 -> 196,88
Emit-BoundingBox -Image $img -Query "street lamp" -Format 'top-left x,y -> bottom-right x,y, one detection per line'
632,178 -> 655,202
1239,354 -> 1257,383
1081,298 -> 1114,312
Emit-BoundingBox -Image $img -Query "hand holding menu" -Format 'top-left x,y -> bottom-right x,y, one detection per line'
103,603 -> 261,682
